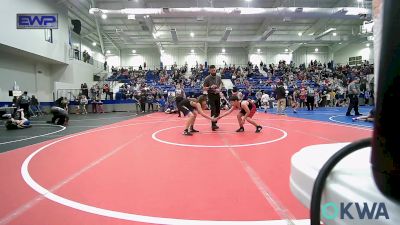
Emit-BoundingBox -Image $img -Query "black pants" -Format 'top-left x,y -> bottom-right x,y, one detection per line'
52,114 -> 68,125
256,99 -> 262,108
105,92 -> 111,100
346,95 -> 360,115
148,103 -> 154,111
20,104 -> 30,118
208,93 -> 220,127
140,102 -> 146,112
307,96 -> 314,111
176,97 -> 184,116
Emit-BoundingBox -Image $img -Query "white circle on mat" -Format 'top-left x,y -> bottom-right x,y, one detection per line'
21,120 -> 290,224
0,124 -> 65,145
152,123 -> 287,148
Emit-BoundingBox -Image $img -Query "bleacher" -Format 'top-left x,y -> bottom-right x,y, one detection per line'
106,67 -> 327,101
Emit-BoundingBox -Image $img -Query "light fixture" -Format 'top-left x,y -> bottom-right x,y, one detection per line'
152,32 -> 159,39
170,28 -> 178,42
221,27 -> 232,41
257,49 -> 261,53
336,8 -> 348,15
101,14 -> 107,19
106,50 -> 111,54
222,48 -> 226,53
315,48 -> 319,52
315,28 -> 337,40
295,7 -> 303,13
132,50 -> 136,53
366,43 -> 370,47
245,0 -> 252,2
285,49 -> 289,52
92,42 -> 97,46
332,32 -> 337,36
260,27 -> 276,41
357,0 -> 363,2
127,14 -> 136,20
298,32 -> 303,36
191,49 -> 194,53
339,42 -> 342,45
283,17 -> 292,22
190,32 -> 194,37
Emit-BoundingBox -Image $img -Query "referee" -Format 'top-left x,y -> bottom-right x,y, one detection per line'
203,65 -> 223,131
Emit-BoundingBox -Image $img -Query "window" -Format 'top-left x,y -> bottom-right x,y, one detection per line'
349,56 -> 362,66
45,29 -> 53,43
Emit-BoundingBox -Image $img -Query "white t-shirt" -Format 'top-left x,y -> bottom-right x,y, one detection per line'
261,94 -> 270,103
326,93 -> 331,101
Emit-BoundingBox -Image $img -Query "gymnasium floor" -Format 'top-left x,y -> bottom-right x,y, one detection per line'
0,107 -> 372,225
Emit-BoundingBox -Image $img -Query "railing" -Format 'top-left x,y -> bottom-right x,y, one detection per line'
113,65 -> 160,71
113,64 -> 252,72
57,89 -> 82,101
69,48 -> 109,71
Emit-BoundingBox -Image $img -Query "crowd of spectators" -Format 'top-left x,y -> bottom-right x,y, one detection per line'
54,58 -> 374,116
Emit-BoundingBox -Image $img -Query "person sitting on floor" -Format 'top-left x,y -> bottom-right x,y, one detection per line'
352,108 -> 375,122
5,108 -> 31,129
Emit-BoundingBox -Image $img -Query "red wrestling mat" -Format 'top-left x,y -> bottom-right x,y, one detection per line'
0,113 -> 371,225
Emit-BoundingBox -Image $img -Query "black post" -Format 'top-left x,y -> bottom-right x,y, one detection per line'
371,0 -> 400,202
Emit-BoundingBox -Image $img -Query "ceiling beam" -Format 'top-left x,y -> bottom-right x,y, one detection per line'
256,0 -> 284,34
66,0 -> 121,52
330,36 -> 368,53
303,0 -> 352,35
103,33 -> 121,54
288,43 -> 303,52
90,0 -> 105,54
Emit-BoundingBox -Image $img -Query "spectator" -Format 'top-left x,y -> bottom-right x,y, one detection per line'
12,96 -> 18,107
79,95 -> 88,114
18,91 -> 31,119
82,83 -> 89,97
232,87 -> 243,100
175,84 -> 186,117
275,82 -> 286,114
30,95 -> 41,116
147,92 -> 155,112
61,97 -> 69,111
139,90 -> 147,113
91,98 -> 98,113
220,92 -> 229,110
261,91 -> 270,112
156,96 -> 166,112
255,90 -> 262,108
96,97 -> 104,113
103,83 -> 112,100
